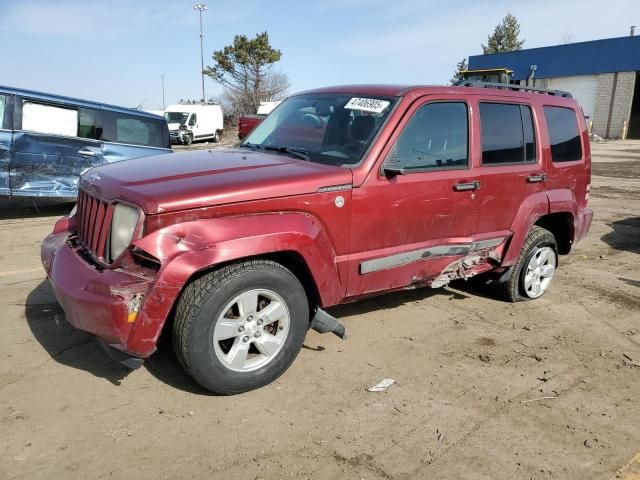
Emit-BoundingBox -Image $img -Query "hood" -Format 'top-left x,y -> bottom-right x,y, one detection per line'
167,122 -> 182,131
81,148 -> 352,214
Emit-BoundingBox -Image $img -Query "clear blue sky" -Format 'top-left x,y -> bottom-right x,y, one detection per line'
0,0 -> 637,109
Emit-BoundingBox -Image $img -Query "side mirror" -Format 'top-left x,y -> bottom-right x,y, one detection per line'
382,165 -> 406,177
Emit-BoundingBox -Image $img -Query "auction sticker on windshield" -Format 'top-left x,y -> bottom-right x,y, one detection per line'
344,97 -> 390,114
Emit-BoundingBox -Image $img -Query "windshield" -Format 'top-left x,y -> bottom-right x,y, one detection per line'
164,111 -> 189,124
243,93 -> 398,166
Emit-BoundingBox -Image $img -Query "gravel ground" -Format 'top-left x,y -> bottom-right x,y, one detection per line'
0,139 -> 638,480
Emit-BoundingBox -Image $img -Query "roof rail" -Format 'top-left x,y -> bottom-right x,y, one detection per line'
454,80 -> 573,98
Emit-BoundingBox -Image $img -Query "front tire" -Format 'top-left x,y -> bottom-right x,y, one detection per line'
494,226 -> 558,302
173,260 -> 309,394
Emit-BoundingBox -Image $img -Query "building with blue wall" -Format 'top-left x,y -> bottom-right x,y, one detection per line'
469,35 -> 640,138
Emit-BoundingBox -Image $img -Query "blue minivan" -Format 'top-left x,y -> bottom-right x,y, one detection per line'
0,86 -> 171,200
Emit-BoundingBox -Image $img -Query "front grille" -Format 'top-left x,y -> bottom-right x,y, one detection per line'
76,189 -> 113,261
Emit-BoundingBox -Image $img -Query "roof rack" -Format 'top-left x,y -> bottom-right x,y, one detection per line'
454,80 -> 573,98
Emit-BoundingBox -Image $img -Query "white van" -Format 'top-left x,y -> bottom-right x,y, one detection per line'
164,104 -> 223,145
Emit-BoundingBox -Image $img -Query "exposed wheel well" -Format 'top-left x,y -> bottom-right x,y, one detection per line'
261,251 -> 320,312
535,213 -> 574,254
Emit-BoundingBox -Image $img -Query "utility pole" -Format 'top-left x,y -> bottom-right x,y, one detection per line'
161,74 -> 166,110
194,3 -> 207,102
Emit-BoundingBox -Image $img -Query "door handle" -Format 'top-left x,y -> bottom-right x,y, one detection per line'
454,180 -> 481,191
526,174 -> 546,183
78,149 -> 97,157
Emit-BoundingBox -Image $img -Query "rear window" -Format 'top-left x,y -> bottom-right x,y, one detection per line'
102,111 -> 165,147
544,106 -> 582,162
480,103 -> 536,165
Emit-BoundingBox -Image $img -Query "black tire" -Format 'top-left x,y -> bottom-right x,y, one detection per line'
493,226 -> 557,302
213,130 -> 221,143
183,134 -> 192,146
173,259 -> 309,394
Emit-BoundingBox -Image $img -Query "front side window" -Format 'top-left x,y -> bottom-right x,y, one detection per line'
385,102 -> 468,171
480,103 -> 536,165
544,106 -> 582,162
22,101 -> 78,137
243,93 -> 398,166
102,111 -> 164,147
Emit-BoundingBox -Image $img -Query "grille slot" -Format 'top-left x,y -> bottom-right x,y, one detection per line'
76,189 -> 112,261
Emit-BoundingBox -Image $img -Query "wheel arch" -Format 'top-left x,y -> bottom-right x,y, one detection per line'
534,212 -> 575,255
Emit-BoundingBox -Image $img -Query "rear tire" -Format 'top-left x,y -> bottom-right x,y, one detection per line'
173,259 -> 309,394
493,226 -> 558,302
213,130 -> 221,143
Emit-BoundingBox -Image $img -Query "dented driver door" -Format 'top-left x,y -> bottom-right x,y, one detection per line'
346,98 -> 479,298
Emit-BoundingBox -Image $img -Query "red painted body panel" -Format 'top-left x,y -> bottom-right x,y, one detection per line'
41,84 -> 593,358
238,115 -> 263,139
83,148 -> 351,214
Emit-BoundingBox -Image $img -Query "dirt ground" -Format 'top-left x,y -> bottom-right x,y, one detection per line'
0,138 -> 638,480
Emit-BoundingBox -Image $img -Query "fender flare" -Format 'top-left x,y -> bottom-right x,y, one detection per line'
124,213 -> 343,356
501,192 -> 550,266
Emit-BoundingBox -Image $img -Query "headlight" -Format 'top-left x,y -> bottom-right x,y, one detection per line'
109,203 -> 139,261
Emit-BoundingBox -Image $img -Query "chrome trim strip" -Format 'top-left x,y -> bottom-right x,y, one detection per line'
360,244 -> 469,274
359,237 -> 506,275
470,237 -> 504,251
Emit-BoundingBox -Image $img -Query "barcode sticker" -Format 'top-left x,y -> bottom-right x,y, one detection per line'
344,97 -> 390,113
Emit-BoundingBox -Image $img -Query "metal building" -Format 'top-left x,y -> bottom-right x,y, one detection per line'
468,35 -> 640,139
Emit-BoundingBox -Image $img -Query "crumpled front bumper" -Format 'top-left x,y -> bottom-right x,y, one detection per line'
41,230 -> 153,357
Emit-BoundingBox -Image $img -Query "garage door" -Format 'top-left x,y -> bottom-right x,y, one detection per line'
548,75 -> 598,121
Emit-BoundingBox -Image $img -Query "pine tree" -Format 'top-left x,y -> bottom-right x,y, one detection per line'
450,58 -> 468,85
482,13 -> 524,54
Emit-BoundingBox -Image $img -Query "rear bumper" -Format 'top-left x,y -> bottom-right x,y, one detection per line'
41,231 -> 154,357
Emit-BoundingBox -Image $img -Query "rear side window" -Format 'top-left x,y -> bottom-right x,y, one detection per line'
386,102 -> 468,171
480,103 -> 536,165
78,108 -> 99,140
22,101 -> 78,137
0,94 -> 10,130
544,106 -> 582,162
102,111 -> 165,147
78,108 -> 100,139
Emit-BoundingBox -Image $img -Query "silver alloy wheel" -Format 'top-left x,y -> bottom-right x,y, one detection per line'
523,246 -> 557,299
213,289 -> 290,372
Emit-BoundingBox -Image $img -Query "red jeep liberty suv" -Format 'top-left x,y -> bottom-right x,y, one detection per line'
41,83 -> 593,394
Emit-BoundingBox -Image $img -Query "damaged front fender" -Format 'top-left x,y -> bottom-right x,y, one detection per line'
124,212 -> 344,356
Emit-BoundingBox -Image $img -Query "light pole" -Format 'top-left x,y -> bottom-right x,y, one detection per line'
194,3 -> 207,103
161,74 -> 166,110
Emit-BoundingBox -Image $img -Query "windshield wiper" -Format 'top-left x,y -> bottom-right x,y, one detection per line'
262,145 -> 310,161
238,143 -> 258,150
